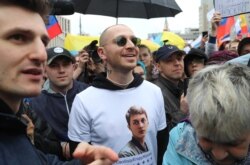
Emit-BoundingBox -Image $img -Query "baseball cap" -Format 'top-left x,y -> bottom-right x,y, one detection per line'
184,48 -> 208,62
154,45 -> 185,62
47,47 -> 75,65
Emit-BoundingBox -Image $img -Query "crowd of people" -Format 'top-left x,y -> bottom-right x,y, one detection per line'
1,0 -> 250,165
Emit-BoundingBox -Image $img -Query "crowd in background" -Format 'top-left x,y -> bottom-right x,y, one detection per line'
1,1 -> 250,165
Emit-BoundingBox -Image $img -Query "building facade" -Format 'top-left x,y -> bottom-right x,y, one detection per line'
199,0 -> 213,33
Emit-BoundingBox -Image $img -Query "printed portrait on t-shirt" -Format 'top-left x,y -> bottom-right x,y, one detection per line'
118,106 -> 149,158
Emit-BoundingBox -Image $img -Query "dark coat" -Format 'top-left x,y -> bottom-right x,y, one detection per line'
154,75 -> 186,131
28,80 -> 88,158
31,80 -> 88,141
0,99 -> 80,165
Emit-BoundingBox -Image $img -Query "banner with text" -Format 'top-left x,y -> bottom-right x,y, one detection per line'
214,0 -> 250,17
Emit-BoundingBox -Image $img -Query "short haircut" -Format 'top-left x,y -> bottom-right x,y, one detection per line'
99,24 -> 128,46
187,63 -> 250,143
237,37 -> 250,55
138,44 -> 151,54
126,106 -> 148,125
0,0 -> 50,21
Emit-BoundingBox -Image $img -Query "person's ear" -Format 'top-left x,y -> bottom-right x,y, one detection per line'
155,62 -> 162,72
97,47 -> 107,61
127,125 -> 131,131
73,63 -> 77,71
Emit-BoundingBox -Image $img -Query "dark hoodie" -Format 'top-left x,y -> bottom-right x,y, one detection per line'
29,80 -> 88,159
92,72 -> 144,90
0,99 -> 80,165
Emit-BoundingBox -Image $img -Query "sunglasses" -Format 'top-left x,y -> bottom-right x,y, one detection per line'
112,36 -> 141,47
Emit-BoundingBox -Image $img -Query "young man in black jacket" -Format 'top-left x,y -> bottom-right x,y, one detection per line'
0,0 -> 118,164
30,47 -> 89,160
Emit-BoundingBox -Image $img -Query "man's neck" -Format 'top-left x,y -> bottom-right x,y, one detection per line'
160,74 -> 180,86
0,94 -> 21,114
49,81 -> 73,94
106,70 -> 134,87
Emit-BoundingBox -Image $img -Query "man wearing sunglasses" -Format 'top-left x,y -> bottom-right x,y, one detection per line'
68,24 -> 167,165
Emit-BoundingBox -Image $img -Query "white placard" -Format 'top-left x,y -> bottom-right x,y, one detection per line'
114,152 -> 154,165
207,9 -> 215,22
214,0 -> 250,17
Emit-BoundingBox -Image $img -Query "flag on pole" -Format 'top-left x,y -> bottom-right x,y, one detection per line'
46,15 -> 62,39
217,16 -> 235,46
239,14 -> 248,34
234,18 -> 241,35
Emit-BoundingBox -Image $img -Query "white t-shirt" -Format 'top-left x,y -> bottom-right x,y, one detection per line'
68,81 -> 166,164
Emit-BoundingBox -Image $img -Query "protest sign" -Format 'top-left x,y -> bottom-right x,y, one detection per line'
214,0 -> 250,17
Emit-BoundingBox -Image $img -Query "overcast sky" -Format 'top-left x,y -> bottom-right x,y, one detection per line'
64,0 -> 201,39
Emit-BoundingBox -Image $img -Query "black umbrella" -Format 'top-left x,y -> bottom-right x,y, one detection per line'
72,0 -> 182,19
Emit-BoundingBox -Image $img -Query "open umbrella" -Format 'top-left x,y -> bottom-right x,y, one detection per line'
72,0 -> 182,21
141,39 -> 160,52
161,31 -> 185,50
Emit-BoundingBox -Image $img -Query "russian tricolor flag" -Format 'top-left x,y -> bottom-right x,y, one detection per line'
46,15 -> 62,39
217,16 -> 235,46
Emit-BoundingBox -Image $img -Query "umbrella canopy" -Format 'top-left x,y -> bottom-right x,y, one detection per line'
141,39 -> 160,52
161,31 -> 185,50
64,34 -> 160,55
72,0 -> 182,19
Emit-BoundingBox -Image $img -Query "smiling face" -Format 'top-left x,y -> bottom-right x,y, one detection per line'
0,5 -> 49,111
198,133 -> 250,165
98,25 -> 139,73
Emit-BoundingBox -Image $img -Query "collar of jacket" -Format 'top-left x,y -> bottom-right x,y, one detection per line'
131,136 -> 148,152
0,98 -> 27,134
158,75 -> 183,98
175,122 -> 211,164
92,72 -> 144,90
42,80 -> 85,96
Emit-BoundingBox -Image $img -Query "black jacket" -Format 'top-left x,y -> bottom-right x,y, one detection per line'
154,75 -> 186,131
31,80 -> 88,141
28,80 -> 88,159
0,99 -> 80,165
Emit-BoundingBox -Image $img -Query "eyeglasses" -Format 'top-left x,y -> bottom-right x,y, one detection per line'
112,36 -> 141,47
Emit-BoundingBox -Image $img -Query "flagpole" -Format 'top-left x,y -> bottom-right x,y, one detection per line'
79,14 -> 82,35
116,0 -> 118,24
